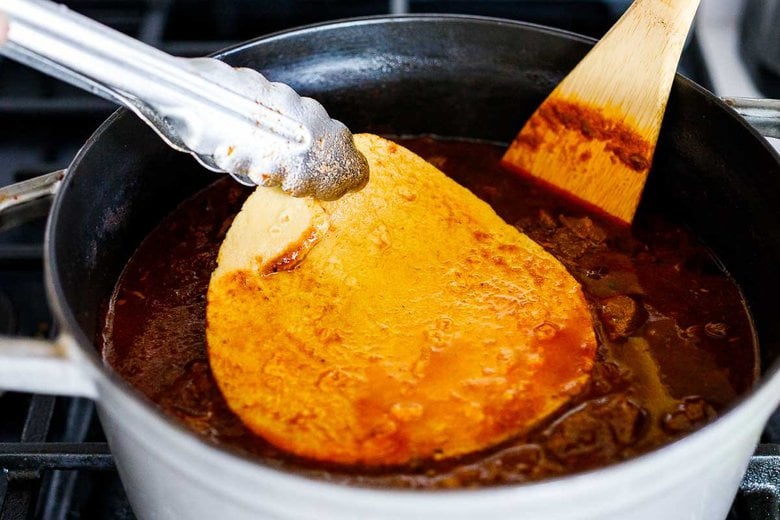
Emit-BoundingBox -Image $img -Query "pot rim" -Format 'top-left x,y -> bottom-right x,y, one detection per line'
44,12 -> 780,502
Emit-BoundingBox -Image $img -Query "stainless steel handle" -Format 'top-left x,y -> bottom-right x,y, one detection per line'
722,97 -> 780,139
0,172 -> 97,398
0,0 -> 307,145
0,169 -> 63,231
0,169 -> 64,211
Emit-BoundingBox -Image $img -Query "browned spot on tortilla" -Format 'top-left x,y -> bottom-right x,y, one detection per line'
262,226 -> 322,274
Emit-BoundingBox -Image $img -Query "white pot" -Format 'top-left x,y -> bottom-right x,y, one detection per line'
0,16 -> 778,520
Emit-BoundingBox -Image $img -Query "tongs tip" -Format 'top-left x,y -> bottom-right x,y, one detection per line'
250,124 -> 370,200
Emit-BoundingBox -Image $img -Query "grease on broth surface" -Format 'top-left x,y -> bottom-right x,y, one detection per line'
99,137 -> 757,488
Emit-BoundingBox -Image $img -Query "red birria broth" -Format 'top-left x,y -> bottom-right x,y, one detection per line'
99,136 -> 757,488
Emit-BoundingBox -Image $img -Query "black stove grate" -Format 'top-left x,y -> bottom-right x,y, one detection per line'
0,392 -> 117,520
735,445 -> 780,520
0,1 -> 777,519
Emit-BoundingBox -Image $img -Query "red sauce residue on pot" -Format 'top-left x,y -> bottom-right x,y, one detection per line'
99,137 -> 757,489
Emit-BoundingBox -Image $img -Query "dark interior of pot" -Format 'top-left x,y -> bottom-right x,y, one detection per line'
50,14 -> 780,410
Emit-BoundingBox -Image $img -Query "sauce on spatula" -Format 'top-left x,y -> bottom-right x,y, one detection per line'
502,0 -> 701,225
206,134 -> 597,465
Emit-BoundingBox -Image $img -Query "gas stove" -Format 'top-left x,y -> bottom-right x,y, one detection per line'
0,1 -> 777,519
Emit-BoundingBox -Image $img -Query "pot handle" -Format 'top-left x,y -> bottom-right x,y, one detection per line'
0,171 -> 97,398
722,97 -> 780,139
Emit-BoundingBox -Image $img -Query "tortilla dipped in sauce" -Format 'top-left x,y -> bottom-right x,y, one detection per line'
206,133 -> 597,466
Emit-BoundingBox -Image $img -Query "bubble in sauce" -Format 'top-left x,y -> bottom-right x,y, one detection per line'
370,418 -> 398,437
397,186 -> 418,201
534,322 -> 560,341
368,223 -> 391,249
390,402 -> 424,422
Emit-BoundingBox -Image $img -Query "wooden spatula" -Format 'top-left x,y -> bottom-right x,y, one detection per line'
502,0 -> 701,225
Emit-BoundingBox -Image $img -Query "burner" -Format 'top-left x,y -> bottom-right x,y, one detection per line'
732,445 -> 780,520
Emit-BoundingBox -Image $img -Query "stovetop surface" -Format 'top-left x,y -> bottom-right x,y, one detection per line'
0,1 -> 777,519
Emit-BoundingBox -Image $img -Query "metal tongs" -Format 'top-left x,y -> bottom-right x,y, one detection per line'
0,0 -> 369,199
